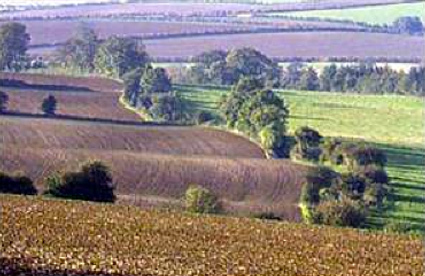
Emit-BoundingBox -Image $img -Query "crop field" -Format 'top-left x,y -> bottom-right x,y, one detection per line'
278,2 -> 425,25
1,195 -> 423,276
0,3 -> 260,19
143,32 -> 424,61
0,18 -> 367,47
179,85 -> 425,231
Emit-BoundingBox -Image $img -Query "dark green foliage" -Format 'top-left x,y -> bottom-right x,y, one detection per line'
220,78 -> 289,152
45,161 -> 115,203
150,93 -> 186,122
41,95 -> 57,116
122,68 -> 143,106
195,110 -> 214,125
0,90 -> 9,113
188,48 -> 281,87
345,144 -> 387,168
141,67 -> 172,94
0,171 -> 37,195
299,67 -> 320,91
320,137 -> 344,164
301,166 -> 340,205
55,23 -> 98,71
393,16 -> 424,35
312,199 -> 367,228
0,22 -> 30,71
94,36 -> 149,78
292,126 -> 323,161
184,185 -> 222,214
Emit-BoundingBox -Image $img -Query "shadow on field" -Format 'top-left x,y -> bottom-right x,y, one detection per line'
312,102 -> 371,110
0,79 -> 94,92
1,111 -> 192,127
289,115 -> 328,121
0,257 -> 146,276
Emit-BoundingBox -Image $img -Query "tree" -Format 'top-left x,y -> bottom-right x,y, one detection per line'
292,126 -> 323,161
122,68 -> 143,105
94,36 -> 149,78
299,67 -> 320,91
41,95 -> 57,116
56,23 -> 99,71
320,64 -> 337,91
0,171 -> 37,195
313,198 -> 367,228
0,91 -> 9,113
393,16 -> 424,35
141,67 -> 172,94
150,93 -> 185,122
0,22 -> 30,71
45,160 -> 115,203
185,185 -> 222,214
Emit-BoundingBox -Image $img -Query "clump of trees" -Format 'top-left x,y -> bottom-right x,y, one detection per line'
184,185 -> 222,214
283,62 -> 425,96
296,127 -> 389,228
188,48 -> 281,87
0,22 -> 30,71
393,16 -> 424,35
45,161 -> 116,203
0,171 -> 37,195
220,78 -> 289,157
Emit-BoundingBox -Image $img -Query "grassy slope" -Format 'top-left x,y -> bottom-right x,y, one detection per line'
179,85 -> 425,231
276,2 -> 425,25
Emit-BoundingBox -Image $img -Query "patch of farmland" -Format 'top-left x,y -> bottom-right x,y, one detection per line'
0,146 -> 306,219
0,19 -> 369,47
0,116 -> 265,158
1,195 -> 424,276
142,32 -> 424,61
278,2 -> 425,25
0,2 -> 260,19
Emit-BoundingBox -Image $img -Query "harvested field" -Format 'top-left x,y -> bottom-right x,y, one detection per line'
0,117 -> 265,158
0,19 -> 368,47
143,32 -> 425,60
1,146 -> 305,219
0,72 -> 122,92
0,3 -> 259,19
0,72 -> 139,122
1,195 -> 424,276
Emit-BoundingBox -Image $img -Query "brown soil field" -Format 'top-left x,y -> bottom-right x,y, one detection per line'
0,19 -> 367,47
0,73 -> 307,218
0,72 -> 122,92
1,145 -> 306,219
143,32 -> 424,60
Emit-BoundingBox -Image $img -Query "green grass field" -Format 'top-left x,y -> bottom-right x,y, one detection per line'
179,85 -> 425,232
272,2 -> 425,25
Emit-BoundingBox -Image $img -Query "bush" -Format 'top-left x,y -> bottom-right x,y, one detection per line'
301,166 -> 340,205
41,95 -> 58,116
45,161 -> 115,203
0,171 -> 37,195
184,185 -> 222,214
338,144 -> 387,168
320,137 -> 343,165
0,90 -> 9,113
292,126 -> 323,161
313,199 -> 367,228
195,110 -> 214,125
355,165 -> 389,185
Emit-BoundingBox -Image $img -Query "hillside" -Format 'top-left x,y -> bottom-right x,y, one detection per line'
179,85 -> 425,231
0,73 -> 308,219
1,195 -> 423,276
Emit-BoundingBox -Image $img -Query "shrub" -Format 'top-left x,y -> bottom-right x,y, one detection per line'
339,144 -> 387,168
313,199 -> 367,228
355,165 -> 389,185
184,185 -> 222,214
0,90 -> 9,113
41,95 -> 58,116
301,166 -> 340,205
195,110 -> 214,125
45,161 -> 115,203
0,171 -> 37,195
320,137 -> 343,165
292,126 -> 323,161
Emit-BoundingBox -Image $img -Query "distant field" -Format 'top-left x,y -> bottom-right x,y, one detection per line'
142,32 -> 424,62
2,195 -> 423,276
0,19 -> 364,47
277,2 -> 425,25
179,85 -> 425,231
